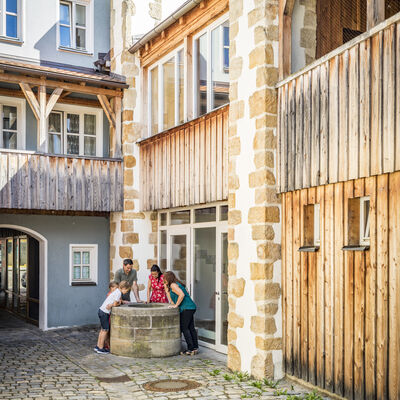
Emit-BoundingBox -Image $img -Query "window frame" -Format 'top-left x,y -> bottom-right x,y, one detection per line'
0,0 -> 23,41
359,196 -> 370,245
313,203 -> 320,246
50,103 -> 103,157
147,45 -> 185,137
0,95 -> 26,150
69,244 -> 98,286
57,0 -> 93,54
192,14 -> 229,118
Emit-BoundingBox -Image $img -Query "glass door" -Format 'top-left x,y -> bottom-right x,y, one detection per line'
167,227 -> 191,290
215,227 -> 228,352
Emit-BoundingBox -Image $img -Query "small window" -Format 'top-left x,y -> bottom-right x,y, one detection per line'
194,207 -> 216,223
194,17 -> 230,117
59,1 -> 90,52
70,244 -> 97,285
220,205 -> 228,221
148,48 -> 184,136
347,196 -> 370,246
5,0 -> 18,38
170,210 -> 190,225
303,203 -> 320,247
160,212 -> 167,226
49,105 -> 102,157
0,97 -> 25,150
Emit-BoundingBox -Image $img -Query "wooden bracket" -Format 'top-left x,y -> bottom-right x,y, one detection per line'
284,0 -> 295,15
45,88 -> 63,118
97,94 -> 116,128
19,82 -> 40,120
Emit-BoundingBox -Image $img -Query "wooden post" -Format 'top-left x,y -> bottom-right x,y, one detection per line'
279,0 -> 294,79
367,0 -> 385,30
114,96 -> 122,159
38,85 -> 47,152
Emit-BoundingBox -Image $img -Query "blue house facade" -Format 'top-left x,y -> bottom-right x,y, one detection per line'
0,0 -> 125,329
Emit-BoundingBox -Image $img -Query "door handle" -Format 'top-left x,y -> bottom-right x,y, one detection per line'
215,291 -> 220,295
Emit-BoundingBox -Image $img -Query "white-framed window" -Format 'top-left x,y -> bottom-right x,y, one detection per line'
0,0 -> 22,40
0,96 -> 25,150
49,104 -> 103,156
58,0 -> 93,53
193,15 -> 229,118
69,244 -> 98,285
148,47 -> 185,136
360,196 -> 370,245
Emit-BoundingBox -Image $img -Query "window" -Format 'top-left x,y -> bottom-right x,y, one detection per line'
148,48 -> 184,136
59,1 -> 92,52
302,203 -> 320,248
194,17 -> 229,117
0,0 -> 21,40
0,97 -> 25,150
69,244 -> 97,285
347,196 -> 370,247
48,104 -> 102,156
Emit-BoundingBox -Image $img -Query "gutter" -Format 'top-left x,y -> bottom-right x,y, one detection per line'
129,0 -> 203,54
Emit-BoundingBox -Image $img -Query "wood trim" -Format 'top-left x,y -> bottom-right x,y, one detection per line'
19,83 -> 40,119
45,88 -> 63,118
0,71 -> 123,97
97,94 -> 116,127
284,0 -> 296,16
279,0 -> 292,79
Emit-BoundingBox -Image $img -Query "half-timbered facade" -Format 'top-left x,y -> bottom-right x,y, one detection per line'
278,0 -> 400,398
0,0 -> 125,330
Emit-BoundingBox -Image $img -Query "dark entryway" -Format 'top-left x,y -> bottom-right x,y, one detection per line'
0,228 -> 39,325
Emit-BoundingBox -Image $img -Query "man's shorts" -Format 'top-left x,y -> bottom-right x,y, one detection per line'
98,309 -> 110,330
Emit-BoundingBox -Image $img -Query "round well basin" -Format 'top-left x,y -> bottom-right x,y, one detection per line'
110,303 -> 181,358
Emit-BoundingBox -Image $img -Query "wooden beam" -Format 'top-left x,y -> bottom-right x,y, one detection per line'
279,0 -> 292,79
19,83 -> 40,119
45,87 -> 63,118
60,91 -> 72,99
367,0 -> 385,29
97,94 -> 116,127
113,96 -> 122,159
0,72 -> 123,97
38,85 -> 47,152
284,0 -> 295,16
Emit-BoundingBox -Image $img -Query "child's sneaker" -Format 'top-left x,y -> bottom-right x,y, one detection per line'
94,346 -> 100,352
96,348 -> 109,354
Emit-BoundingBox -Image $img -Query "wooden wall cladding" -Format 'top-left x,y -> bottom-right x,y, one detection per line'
139,105 -> 228,211
282,173 -> 400,400
277,18 -> 400,193
0,151 -> 123,212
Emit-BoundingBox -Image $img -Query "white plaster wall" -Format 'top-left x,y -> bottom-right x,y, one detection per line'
291,0 -> 306,73
162,0 -> 188,19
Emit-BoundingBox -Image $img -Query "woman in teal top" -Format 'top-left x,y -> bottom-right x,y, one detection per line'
164,271 -> 198,355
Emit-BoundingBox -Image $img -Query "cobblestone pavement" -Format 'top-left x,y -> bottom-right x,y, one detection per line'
0,310 -> 331,400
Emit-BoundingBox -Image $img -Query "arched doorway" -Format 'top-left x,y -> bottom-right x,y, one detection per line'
0,225 -> 47,329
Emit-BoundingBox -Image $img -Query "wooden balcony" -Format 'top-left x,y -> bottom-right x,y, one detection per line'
277,13 -> 400,193
138,105 -> 229,211
0,150 -> 123,213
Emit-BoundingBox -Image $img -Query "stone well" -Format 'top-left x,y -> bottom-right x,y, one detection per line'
110,303 -> 181,357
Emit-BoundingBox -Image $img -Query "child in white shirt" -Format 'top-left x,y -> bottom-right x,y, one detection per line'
95,280 -> 131,354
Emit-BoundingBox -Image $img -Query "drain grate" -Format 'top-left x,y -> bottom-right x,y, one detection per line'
96,375 -> 131,383
143,379 -> 201,392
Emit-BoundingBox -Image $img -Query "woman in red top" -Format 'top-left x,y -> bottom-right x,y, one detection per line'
146,265 -> 168,303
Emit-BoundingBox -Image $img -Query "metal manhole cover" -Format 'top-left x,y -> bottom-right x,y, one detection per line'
96,375 -> 131,383
143,379 -> 201,392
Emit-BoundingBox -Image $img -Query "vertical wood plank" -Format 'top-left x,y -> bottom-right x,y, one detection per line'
205,117 -> 211,203
333,182 -> 345,396
285,192 -> 294,375
188,126 -> 193,205
343,180 -> 354,400
180,130 -> 185,206
329,57 -> 340,183
288,81 -> 296,191
171,135 -> 176,208
319,62 -> 329,185
376,173 -> 388,400
281,85 -> 289,192
324,183 -> 334,392
282,193 -> 287,372
382,26 -> 395,173
295,76 -> 303,190
348,45 -> 360,180
316,185 -> 325,388
359,39 -> 371,178
223,109 -> 229,199
370,32 -> 383,176
300,189 -> 309,381
364,176 -> 377,400
388,171 -> 400,399
311,67 -> 321,188
353,179 -> 365,400
195,121 -> 201,203
210,116 -> 217,201
303,72 -> 312,189
396,23 -> 400,171
217,112 -> 223,200
199,119 -> 206,203
166,135 -> 171,209
339,51 -> 349,182
292,189 -> 301,377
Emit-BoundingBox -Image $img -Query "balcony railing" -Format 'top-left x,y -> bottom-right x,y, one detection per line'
0,150 -> 123,212
138,105 -> 229,211
277,13 -> 400,193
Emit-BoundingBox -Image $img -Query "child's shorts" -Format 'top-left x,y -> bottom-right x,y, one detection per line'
98,309 -> 110,330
